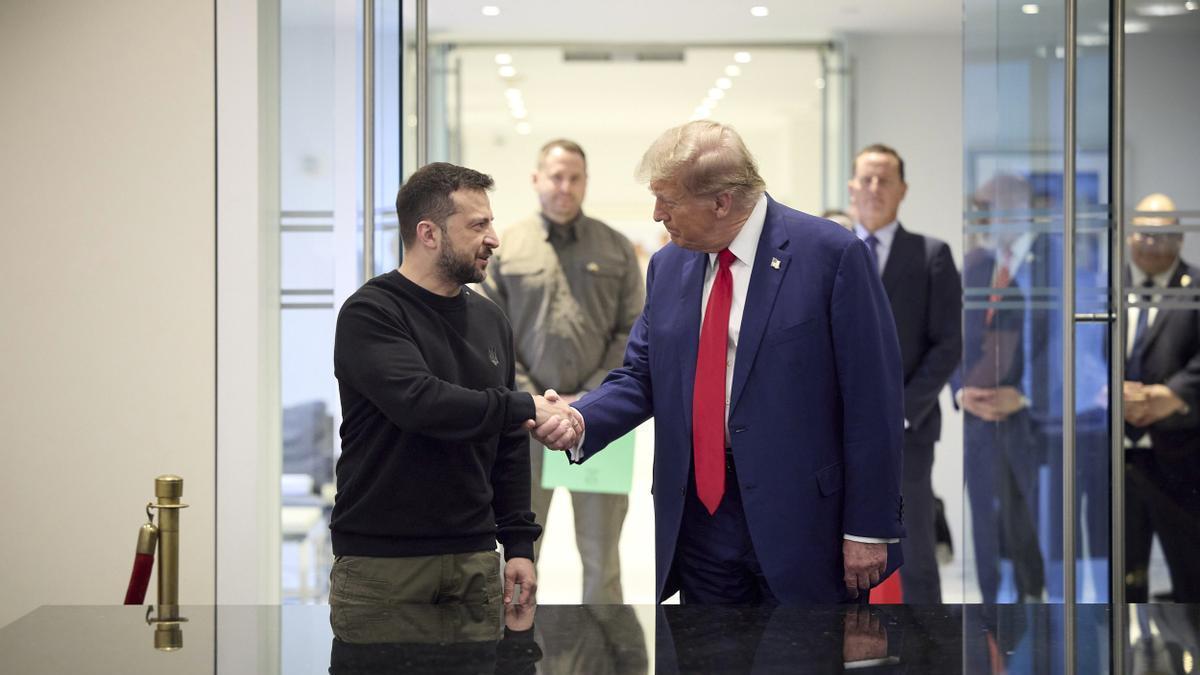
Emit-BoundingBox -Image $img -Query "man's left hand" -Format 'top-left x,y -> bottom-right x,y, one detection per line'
503,557 -> 537,605
843,540 -> 887,599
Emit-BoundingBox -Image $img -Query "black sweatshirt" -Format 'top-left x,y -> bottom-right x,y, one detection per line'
330,270 -> 541,560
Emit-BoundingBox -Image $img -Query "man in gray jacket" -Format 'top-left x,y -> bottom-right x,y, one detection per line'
483,139 -> 644,603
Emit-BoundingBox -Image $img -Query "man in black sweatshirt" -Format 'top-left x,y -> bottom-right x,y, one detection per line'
330,162 -> 580,606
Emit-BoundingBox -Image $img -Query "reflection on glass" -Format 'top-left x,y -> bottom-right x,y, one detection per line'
278,0 -> 405,603
1123,0 -> 1200,609
1123,194 -> 1200,604
1127,604 -> 1200,674
329,603 -> 541,674
535,605 -> 647,675
962,174 -> 1049,605
962,0 -> 1113,608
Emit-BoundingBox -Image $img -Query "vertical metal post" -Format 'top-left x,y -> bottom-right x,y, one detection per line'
1110,0 -> 1128,670
363,0 -> 376,283
1063,0 -> 1079,670
155,475 -> 183,609
415,0 -> 428,168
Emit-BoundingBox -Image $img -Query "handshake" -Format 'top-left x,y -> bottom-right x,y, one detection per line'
524,389 -> 585,451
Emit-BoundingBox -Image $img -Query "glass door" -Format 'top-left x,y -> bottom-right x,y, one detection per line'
1119,0 -> 1200,670
961,0 -> 1115,670
277,0 -> 409,603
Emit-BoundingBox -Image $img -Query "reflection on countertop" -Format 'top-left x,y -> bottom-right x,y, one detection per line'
6,602 -> 1193,674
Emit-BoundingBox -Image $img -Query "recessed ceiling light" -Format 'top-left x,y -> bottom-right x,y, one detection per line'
1077,33 -> 1108,46
750,6 -> 769,17
1125,19 -> 1152,32
694,106 -> 711,117
716,77 -> 733,89
498,65 -> 516,78
733,51 -> 752,63
708,88 -> 725,99
511,109 -> 527,119
1187,1 -> 1199,10
1136,3 -> 1189,16
1054,45 -> 1065,59
494,53 -> 512,65
504,87 -> 522,100
814,78 -> 826,90
515,122 -> 532,135
481,6 -> 501,17
725,65 -> 742,77
1022,4 -> 1040,14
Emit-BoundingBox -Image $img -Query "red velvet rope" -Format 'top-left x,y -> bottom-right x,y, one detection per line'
124,552 -> 154,605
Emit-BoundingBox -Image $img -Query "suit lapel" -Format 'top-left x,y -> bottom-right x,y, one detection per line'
679,250 -> 707,433
1140,263 -> 1191,353
729,199 -> 791,412
880,225 -> 913,297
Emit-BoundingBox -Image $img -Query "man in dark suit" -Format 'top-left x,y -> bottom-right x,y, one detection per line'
1123,192 -> 1200,602
957,175 -> 1046,603
848,144 -> 962,603
534,120 -> 906,604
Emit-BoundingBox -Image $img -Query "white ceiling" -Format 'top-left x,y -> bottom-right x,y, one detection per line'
425,0 -> 963,43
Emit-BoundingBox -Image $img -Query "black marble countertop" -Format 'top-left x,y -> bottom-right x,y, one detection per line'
1,603 -> 1188,673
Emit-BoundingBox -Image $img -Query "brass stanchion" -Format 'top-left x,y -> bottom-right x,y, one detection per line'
145,475 -> 188,651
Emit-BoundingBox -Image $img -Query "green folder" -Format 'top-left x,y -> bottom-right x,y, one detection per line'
541,432 -> 635,495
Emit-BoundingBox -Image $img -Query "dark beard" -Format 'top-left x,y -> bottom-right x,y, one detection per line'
437,242 -> 484,286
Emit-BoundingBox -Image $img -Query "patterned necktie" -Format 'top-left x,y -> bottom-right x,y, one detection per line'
985,250 -> 1012,326
692,248 -> 736,515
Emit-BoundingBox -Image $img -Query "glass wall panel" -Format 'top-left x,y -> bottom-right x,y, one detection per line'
1121,0 -> 1200,612
963,0 -> 1116,669
277,0 -> 404,602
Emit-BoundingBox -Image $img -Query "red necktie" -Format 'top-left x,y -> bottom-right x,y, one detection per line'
693,248 -> 736,515
985,250 -> 1012,326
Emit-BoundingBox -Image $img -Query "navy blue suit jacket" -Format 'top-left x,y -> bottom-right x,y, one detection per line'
573,197 -> 906,603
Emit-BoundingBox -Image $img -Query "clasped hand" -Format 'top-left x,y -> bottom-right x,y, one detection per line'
1124,381 -> 1185,427
525,389 -> 585,451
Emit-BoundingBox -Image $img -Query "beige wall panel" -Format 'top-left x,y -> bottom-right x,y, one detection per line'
0,0 -> 215,627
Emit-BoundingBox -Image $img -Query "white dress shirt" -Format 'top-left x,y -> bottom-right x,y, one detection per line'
700,194 -> 768,432
1127,258 -> 1180,358
1125,258 -> 1181,449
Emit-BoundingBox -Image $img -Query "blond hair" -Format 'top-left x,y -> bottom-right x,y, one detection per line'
635,120 -> 765,211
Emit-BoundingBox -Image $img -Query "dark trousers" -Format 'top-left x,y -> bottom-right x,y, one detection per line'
965,417 -> 1045,602
1127,447 -> 1200,602
673,455 -> 777,604
900,441 -> 942,603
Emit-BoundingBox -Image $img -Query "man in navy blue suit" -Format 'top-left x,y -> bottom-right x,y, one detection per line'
534,121 -> 906,604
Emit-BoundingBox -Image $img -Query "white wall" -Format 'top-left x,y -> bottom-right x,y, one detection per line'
0,1 -> 216,626
455,47 -> 824,249
1126,32 -> 1200,263
844,31 -> 968,598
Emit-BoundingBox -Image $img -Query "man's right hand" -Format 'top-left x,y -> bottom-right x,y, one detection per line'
526,389 -> 584,450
